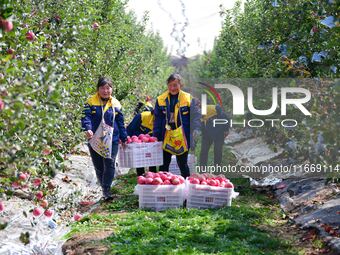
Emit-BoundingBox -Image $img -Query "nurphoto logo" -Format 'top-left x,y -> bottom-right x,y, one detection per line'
201,83 -> 312,128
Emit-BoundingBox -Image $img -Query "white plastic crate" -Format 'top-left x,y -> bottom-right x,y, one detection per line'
186,181 -> 234,209
169,154 -> 196,175
135,184 -> 185,211
118,142 -> 163,168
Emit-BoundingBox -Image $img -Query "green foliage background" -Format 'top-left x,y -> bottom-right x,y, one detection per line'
0,0 -> 173,178
185,0 -> 339,166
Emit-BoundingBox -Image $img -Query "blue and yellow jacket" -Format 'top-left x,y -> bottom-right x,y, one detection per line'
127,111 -> 154,136
153,90 -> 201,148
81,93 -> 128,144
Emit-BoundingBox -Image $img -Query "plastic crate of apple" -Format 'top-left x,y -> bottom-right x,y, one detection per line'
137,171 -> 185,185
123,134 -> 158,144
187,173 -> 234,188
186,174 -> 235,209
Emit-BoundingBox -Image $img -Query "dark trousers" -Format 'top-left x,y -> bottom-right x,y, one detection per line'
136,166 -> 157,176
199,130 -> 224,166
159,150 -> 190,178
88,144 -> 119,196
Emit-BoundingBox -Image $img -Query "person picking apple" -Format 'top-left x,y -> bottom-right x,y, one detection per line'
81,77 -> 128,201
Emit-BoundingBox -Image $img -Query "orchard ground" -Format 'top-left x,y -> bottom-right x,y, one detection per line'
63,171 -> 333,255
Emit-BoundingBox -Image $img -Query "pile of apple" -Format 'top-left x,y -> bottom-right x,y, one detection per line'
137,171 -> 185,185
188,174 -> 234,188
126,134 -> 158,144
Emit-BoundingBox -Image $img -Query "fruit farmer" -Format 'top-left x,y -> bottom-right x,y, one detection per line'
126,110 -> 157,176
133,95 -> 154,115
153,73 -> 201,178
200,104 -> 230,166
81,77 -> 128,201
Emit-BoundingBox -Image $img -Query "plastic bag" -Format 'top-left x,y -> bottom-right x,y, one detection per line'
89,119 -> 114,158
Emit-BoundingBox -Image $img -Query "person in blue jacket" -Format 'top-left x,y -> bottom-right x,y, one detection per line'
133,96 -> 154,115
200,104 -> 230,166
81,77 -> 127,201
153,73 -> 201,178
126,110 -> 157,176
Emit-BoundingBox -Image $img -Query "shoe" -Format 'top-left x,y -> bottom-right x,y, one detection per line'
102,188 -> 114,201
102,195 -> 114,202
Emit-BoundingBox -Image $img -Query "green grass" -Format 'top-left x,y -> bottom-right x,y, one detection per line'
66,173 -> 304,255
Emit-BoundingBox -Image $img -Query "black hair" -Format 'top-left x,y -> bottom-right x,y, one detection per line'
166,73 -> 183,85
97,77 -> 112,90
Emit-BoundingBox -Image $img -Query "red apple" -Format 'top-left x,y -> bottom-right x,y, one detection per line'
159,173 -> 168,181
33,178 -> 42,187
148,137 -> 156,143
0,99 -> 4,111
19,173 -> 27,180
215,176 -> 224,182
207,179 -> 217,186
92,22 -> 99,30
145,134 -> 151,138
36,191 -> 44,200
200,181 -> 208,185
1,19 -> 13,32
171,178 -> 180,185
178,176 -> 185,184
152,177 -> 163,185
7,48 -> 15,55
189,178 -> 200,184
137,176 -> 145,184
197,175 -> 206,182
26,31 -> 36,41
163,180 -> 171,185
224,182 -> 234,188
73,213 -> 82,221
145,177 -> 153,185
33,207 -> 42,217
145,172 -> 154,178
142,137 -> 149,143
171,175 -> 178,181
0,201 -> 4,212
44,209 -> 53,217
